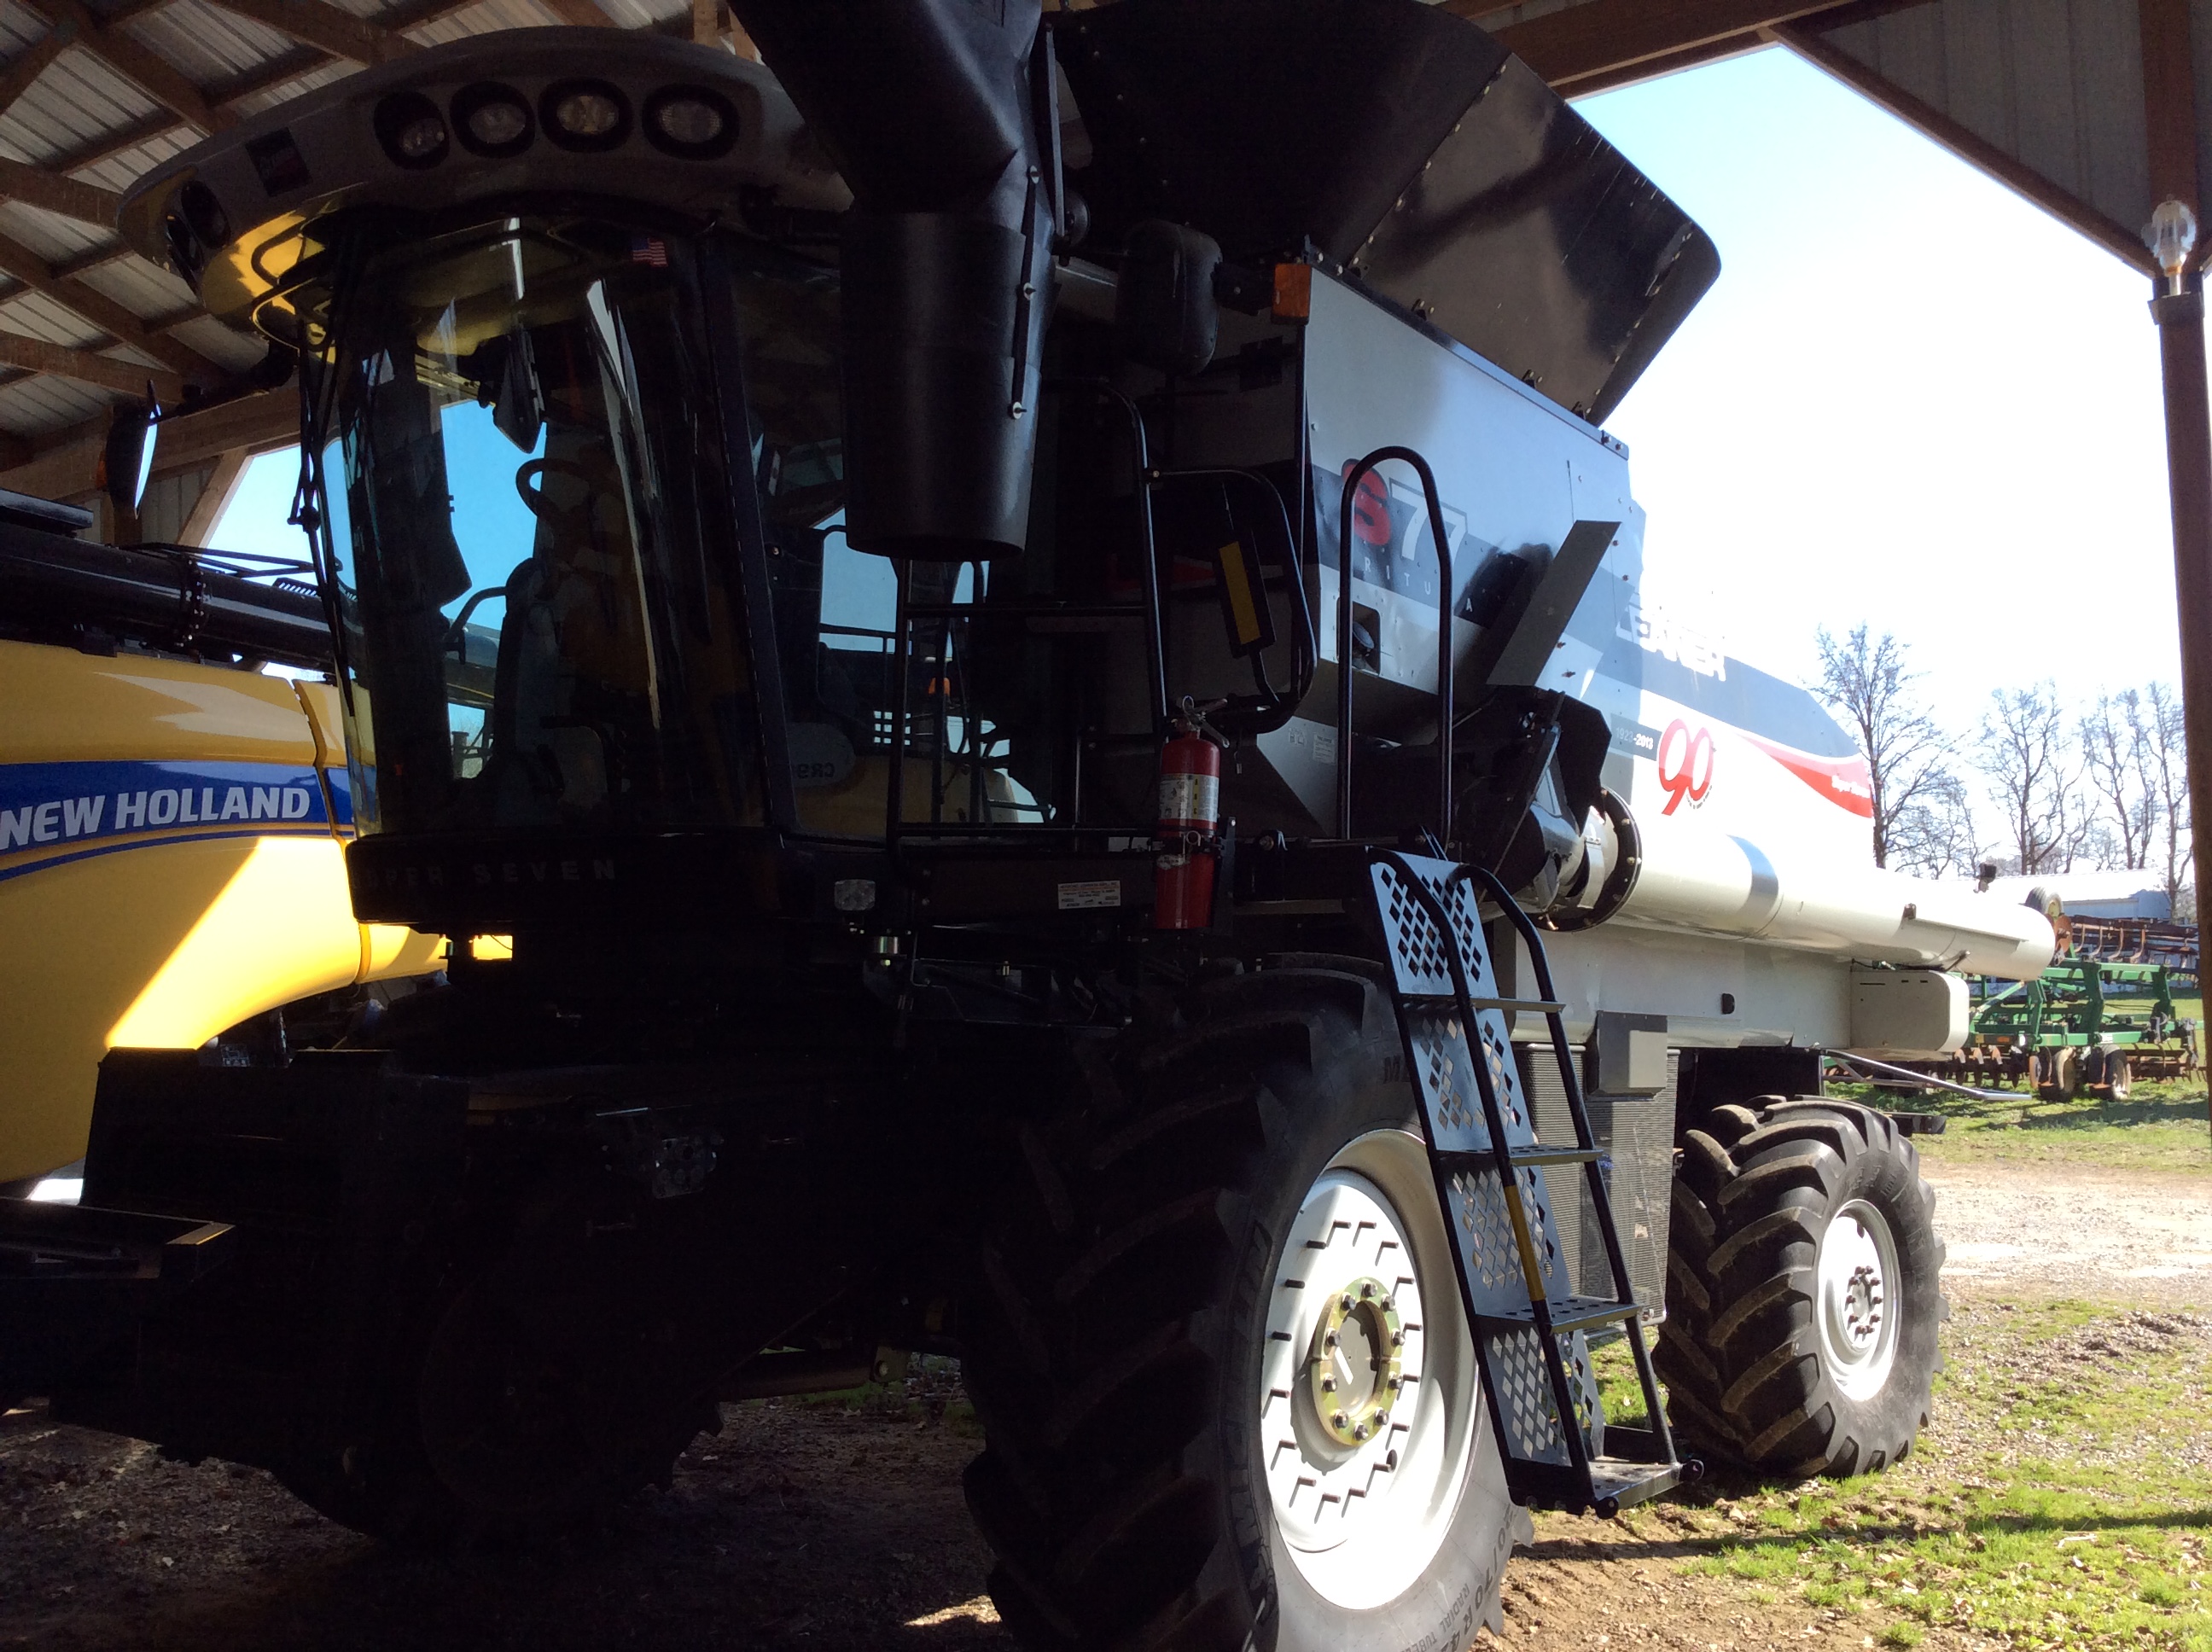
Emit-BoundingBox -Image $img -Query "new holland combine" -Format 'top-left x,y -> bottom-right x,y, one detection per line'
0,3 -> 2058,1646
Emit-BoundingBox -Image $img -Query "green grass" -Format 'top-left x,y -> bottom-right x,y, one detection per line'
1829,1069 -> 2212,1173
1592,1301 -> 2212,1650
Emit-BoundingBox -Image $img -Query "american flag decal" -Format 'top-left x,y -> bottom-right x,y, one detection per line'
630,234 -> 668,267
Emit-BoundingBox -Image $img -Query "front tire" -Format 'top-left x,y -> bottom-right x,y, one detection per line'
962,965 -> 1526,1650
1656,1097 -> 1945,1478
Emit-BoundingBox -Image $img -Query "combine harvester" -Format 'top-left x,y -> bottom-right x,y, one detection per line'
0,499 -> 441,1197
0,3 -> 2054,1645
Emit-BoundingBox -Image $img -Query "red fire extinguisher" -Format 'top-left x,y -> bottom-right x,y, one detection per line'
1155,724 -> 1222,930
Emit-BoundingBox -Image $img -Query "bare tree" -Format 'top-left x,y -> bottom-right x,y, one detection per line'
2142,681 -> 2192,910
1887,769 -> 1987,879
1975,683 -> 2082,875
2079,690 -> 2155,870
1813,625 -> 1955,870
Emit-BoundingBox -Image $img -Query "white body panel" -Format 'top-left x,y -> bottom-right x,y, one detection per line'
1290,275 -> 2052,1055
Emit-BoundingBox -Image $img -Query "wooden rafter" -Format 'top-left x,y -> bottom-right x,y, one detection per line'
0,225 -> 224,385
533,0 -> 616,27
1464,0 -> 1862,89
0,154 -> 120,228
0,330 -> 180,398
19,0 -> 233,133
0,0 -> 641,422
0,26 -> 74,124
200,0 -> 415,67
1774,20 -> 2161,275
1,385 -> 294,500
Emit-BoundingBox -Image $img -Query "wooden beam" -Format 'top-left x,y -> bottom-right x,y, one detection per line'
19,0 -> 232,133
533,0 -> 616,26
0,227 -> 224,385
48,244 -> 131,281
1468,0 -> 1859,88
1775,20 -> 2162,275
0,386 -> 294,499
1558,32 -> 1773,97
200,0 -> 413,66
2139,0 -> 2201,216
177,443 -> 247,544
0,26 -> 73,123
0,331 -> 180,398
1,431 -> 101,500
0,154 -> 120,228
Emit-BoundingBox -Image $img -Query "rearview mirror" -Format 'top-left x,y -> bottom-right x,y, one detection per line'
1116,219 -> 1220,375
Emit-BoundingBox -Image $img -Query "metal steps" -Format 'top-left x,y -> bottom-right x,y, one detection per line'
1365,849 -> 1684,1517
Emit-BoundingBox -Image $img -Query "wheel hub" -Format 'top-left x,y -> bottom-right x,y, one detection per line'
1814,1198 -> 1902,1402
1257,1131 -> 1478,1612
1309,1277 -> 1405,1446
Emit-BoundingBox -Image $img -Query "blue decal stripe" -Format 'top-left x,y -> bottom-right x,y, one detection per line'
0,824 -> 340,887
0,759 -> 351,863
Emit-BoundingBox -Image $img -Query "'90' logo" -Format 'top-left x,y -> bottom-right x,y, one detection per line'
1656,719 -> 1714,815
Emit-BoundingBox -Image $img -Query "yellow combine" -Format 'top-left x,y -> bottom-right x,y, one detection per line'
0,501 -> 440,1190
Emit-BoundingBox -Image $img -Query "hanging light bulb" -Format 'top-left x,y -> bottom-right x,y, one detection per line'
2145,197 -> 2197,295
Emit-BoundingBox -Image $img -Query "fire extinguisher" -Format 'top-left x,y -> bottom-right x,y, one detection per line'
1155,721 -> 1223,930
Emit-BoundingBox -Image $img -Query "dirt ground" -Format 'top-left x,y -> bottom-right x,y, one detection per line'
2,1158 -> 2201,1652
1923,1161 -> 2212,1306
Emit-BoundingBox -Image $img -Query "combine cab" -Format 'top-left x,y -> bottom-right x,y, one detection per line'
0,4 -> 2055,1647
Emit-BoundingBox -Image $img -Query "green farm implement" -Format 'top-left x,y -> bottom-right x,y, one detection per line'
1918,957 -> 2198,1100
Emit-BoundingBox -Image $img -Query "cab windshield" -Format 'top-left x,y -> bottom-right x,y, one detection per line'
303,214 -> 799,838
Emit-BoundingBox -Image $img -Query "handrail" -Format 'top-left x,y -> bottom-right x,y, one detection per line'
1336,447 -> 1454,845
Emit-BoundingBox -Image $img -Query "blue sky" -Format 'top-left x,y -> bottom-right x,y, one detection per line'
1576,45 -> 2180,735
214,43 -> 2184,745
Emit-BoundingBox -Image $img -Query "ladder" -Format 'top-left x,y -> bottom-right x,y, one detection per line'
1367,849 -> 1685,1515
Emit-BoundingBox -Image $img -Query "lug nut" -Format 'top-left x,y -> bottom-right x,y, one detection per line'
1354,1422 -> 1370,1440
1332,1411 -> 1349,1428
1359,1282 -> 1375,1299
1324,1331 -> 1339,1349
1320,1375 -> 1336,1392
1341,1293 -> 1354,1311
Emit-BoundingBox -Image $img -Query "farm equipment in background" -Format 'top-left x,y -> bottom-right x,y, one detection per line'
0,4 -> 2056,1647
1911,955 -> 2198,1101
2067,913 -> 2198,987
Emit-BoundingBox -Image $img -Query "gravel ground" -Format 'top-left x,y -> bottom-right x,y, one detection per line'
3,1160 -> 2200,1651
1925,1160 -> 2212,1306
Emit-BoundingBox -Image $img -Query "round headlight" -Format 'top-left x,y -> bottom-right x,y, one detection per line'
541,80 -> 630,151
644,85 -> 736,160
375,91 -> 448,169
396,116 -> 446,160
454,82 -> 533,157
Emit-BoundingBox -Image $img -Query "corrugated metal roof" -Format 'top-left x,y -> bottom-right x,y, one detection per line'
1798,0 -> 2158,265
0,0 -> 725,442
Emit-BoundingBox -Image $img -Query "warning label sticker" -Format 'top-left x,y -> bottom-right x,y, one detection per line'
1057,879 -> 1122,910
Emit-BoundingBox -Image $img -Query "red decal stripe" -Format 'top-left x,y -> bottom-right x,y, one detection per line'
1741,734 -> 1875,818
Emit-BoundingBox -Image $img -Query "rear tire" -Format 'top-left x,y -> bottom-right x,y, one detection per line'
1655,1097 -> 1945,1478
962,964 -> 1526,1650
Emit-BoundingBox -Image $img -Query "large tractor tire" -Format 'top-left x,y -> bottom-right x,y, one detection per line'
1655,1097 -> 1945,1479
274,1196 -> 713,1550
962,962 -> 1528,1651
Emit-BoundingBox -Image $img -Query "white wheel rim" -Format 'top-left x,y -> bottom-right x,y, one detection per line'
1814,1198 -> 1901,1402
1256,1129 -> 1477,1610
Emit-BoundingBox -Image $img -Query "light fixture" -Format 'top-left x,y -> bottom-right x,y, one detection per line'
453,82 -> 533,158
374,91 -> 448,170
2147,198 -> 2198,296
644,85 -> 736,160
542,80 -> 629,152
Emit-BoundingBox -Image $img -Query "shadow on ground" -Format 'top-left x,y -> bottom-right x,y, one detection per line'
0,1394 -> 1016,1652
